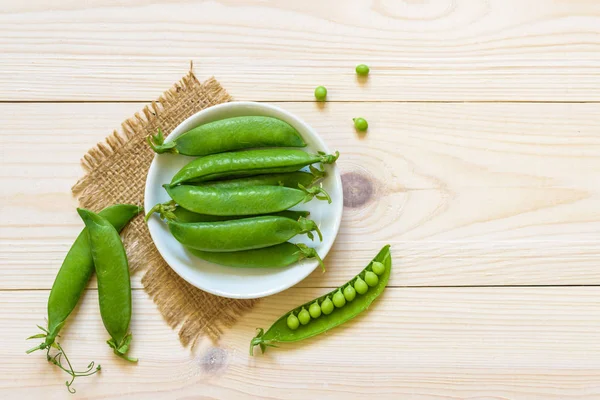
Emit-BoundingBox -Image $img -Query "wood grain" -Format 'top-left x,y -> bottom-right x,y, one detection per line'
1,102 -> 599,290
5,288 -> 600,399
1,0 -> 600,101
3,1 -> 600,397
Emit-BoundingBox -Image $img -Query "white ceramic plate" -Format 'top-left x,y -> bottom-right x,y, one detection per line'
144,102 -> 343,299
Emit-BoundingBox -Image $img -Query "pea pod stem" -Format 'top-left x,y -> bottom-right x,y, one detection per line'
298,217 -> 323,242
298,184 -> 331,204
250,328 -> 278,355
294,243 -> 325,272
145,200 -> 177,222
107,333 -> 137,363
309,165 -> 326,182
318,151 -> 340,164
146,128 -> 178,154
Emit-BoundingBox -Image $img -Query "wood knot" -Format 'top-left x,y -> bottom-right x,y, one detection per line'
200,346 -> 228,374
342,172 -> 374,208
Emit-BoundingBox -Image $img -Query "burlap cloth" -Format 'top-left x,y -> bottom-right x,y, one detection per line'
72,69 -> 258,347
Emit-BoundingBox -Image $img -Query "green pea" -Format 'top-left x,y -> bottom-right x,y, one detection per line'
286,313 -> 299,330
371,261 -> 385,276
309,301 -> 322,318
365,271 -> 379,287
332,289 -> 346,308
343,285 -> 356,302
354,276 -> 369,294
298,307 -> 311,325
314,86 -> 327,101
353,117 -> 368,132
355,64 -> 370,76
321,296 -> 334,315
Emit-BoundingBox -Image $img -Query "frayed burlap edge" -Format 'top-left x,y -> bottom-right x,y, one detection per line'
72,67 -> 258,347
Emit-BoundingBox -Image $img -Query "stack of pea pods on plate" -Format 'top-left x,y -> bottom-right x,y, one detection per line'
145,115 -> 340,270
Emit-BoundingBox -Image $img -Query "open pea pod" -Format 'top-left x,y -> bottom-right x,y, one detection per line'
250,245 -> 391,355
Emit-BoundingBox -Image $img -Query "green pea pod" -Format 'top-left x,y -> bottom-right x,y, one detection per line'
193,167 -> 326,189
163,216 -> 322,252
188,243 -> 325,271
77,208 -> 137,363
159,184 -> 330,217
27,204 -> 141,353
170,149 -> 339,186
26,204 -> 140,393
148,201 -> 309,223
250,245 -> 391,355
147,116 -> 306,156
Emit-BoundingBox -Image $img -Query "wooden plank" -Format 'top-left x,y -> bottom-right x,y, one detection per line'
1,102 -> 599,289
1,0 -> 600,101
4,288 -> 600,399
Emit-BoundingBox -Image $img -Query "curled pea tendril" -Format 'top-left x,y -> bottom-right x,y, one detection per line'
27,325 -> 100,394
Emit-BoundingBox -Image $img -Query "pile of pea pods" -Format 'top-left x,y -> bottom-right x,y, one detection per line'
145,115 -> 340,270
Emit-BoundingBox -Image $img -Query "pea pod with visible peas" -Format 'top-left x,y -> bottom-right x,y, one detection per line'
154,183 -> 330,217
170,149 -> 339,186
26,204 -> 140,393
188,242 -> 325,271
250,245 -> 391,355
147,116 -> 306,156
157,215 -> 322,252
77,209 -> 137,363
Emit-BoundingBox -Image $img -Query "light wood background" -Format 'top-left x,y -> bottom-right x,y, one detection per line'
1,1 -> 600,399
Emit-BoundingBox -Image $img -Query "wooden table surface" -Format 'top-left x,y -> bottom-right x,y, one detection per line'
2,1 -> 600,399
